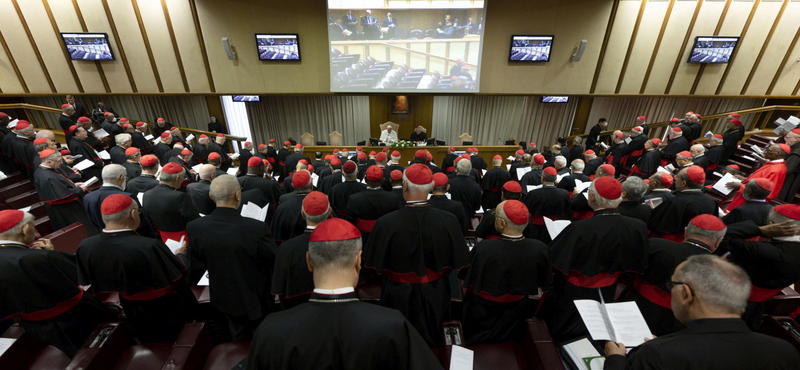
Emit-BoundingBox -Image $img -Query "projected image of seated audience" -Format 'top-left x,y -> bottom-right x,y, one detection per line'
688,36 -> 739,64
510,36 -> 552,62
61,33 -> 115,61
256,34 -> 300,60
327,1 -> 486,92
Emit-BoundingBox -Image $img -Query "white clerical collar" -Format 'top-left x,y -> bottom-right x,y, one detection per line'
770,159 -> 785,163
102,183 -> 122,190
306,225 -> 317,230
0,240 -> 27,247
748,199 -> 767,203
694,154 -> 704,158
102,228 -> 134,233
313,287 -> 355,295
392,186 -> 402,189
774,235 -> 800,242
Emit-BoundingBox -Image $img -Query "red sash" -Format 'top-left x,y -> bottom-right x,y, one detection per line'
748,285 -> 782,303
483,234 -> 500,240
484,188 -> 500,192
159,230 -> 187,244
648,231 -> 684,243
566,270 -> 620,288
631,165 -> 641,175
531,215 -> 557,226
606,155 -> 614,164
384,269 -> 445,284
355,218 -> 377,232
633,277 -> 671,309
3,290 -> 84,321
120,282 -> 179,301
475,290 -> 525,303
445,166 -> 455,172
630,149 -> 643,157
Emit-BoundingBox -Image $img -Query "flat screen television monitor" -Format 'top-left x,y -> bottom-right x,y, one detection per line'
232,95 -> 260,102
61,33 -> 115,60
327,1 -> 487,93
510,35 -> 553,62
541,96 -> 569,103
255,34 -> 300,60
688,36 -> 739,63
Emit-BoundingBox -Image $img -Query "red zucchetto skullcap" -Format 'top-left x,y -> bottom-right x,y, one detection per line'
358,152 -> 367,160
695,114 -> 701,119
585,150 -> 595,155
308,165 -> 315,172
600,164 -> 615,176
78,116 -> 91,123
391,150 -> 401,157
670,118 -> 679,122
330,158 -> 342,166
208,152 -> 220,160
775,204 -> 800,220
687,165 -> 705,184
333,148 -> 339,153
356,146 -> 362,151
503,181 -> 521,193
267,138 -> 274,143
310,218 -> 361,242
672,127 -> 682,133
217,133 -> 225,138
33,137 -> 47,145
125,147 -> 139,156
461,154 -> 470,160
615,132 -> 624,138
415,150 -> 427,159
714,134 -> 723,140
533,154 -> 545,165
731,113 -> 740,118
302,191 -> 329,216
792,128 -> 800,135
530,142 -> 536,146
455,157 -> 465,163
15,121 -> 30,130
382,147 -> 389,152
283,140 -> 291,146
0,210 -> 24,233
502,200 -> 529,226
366,165 -> 384,182
324,155 -> 333,161
731,119 -> 742,127
466,148 -> 473,153
652,138 -> 662,146
780,144 -> 791,154
104,112 -> 111,117
0,112 -> 7,117
493,155 -> 502,160
180,149 -> 191,156
173,142 -> 183,148
594,177 -> 622,200
61,104 -> 70,109
247,156 -> 262,167
426,152 -> 433,162
119,118 -> 128,123
293,170 -> 311,188
123,124 -> 130,130
689,214 -> 725,231
516,149 -> 525,156
643,179 -> 650,185
258,144 -> 266,150
390,170 -> 403,181
140,155 -> 157,166
137,122 -> 146,128
405,164 -> 433,185
157,117 -> 164,121
59,149 -> 69,155
473,148 -> 479,153
369,151 -> 376,156
449,146 -> 455,151
544,167 -> 557,176
299,159 -> 309,165
162,162 -> 183,174
101,194 -> 133,215
375,152 -> 387,162
678,151 -> 691,158
727,164 -> 739,171
638,116 -> 646,121
39,149 -> 55,159
342,161 -> 356,174
632,126 -> 642,132
754,178 -> 774,192
660,173 -> 673,188
432,172 -> 448,186
160,132 -> 171,138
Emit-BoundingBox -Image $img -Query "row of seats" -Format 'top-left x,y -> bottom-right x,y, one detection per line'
510,49 -> 547,61
333,56 -> 395,90
67,47 -> 109,61
688,51 -> 730,63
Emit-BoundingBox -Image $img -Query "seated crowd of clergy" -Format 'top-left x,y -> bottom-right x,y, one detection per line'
2,105 -> 800,370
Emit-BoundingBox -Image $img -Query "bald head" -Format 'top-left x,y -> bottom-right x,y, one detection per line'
36,130 -> 55,141
209,174 -> 241,208
198,164 -> 216,181
690,144 -> 705,157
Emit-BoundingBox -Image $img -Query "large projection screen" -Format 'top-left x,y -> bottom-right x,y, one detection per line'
327,1 -> 486,93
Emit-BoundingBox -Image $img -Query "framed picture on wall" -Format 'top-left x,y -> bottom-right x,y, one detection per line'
393,95 -> 410,114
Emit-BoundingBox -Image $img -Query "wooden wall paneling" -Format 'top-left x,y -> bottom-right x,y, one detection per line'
72,0 -> 112,93
590,0 -> 621,94
101,0 -> 157,93
663,0 -> 705,94
766,25 -> 800,95
743,0 -> 798,95
639,0 -> 676,94
42,0 -> 84,93
713,0 -> 761,95
592,1 -> 641,94
574,96 -> 594,134
642,1 -> 696,94
188,0 -> 214,92
0,0 -> 52,93
161,0 -> 190,92
692,0 -> 751,96
0,28 -> 26,93
46,0 -> 104,94
614,0 -> 649,94
619,0 -> 675,94
368,95 -> 434,140
134,0 -> 185,93
668,0 -> 725,95
11,0 -> 56,93
130,0 -> 164,92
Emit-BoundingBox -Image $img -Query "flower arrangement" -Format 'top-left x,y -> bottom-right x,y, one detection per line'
390,140 -> 415,149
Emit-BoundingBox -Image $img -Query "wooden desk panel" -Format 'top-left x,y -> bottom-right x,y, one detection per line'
301,145 -> 520,168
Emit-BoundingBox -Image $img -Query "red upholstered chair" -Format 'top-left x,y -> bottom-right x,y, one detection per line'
201,342 -> 250,370
0,325 -> 51,370
160,322 -> 213,370
24,345 -> 72,369
110,343 -> 174,370
43,223 -> 87,254
766,288 -> 800,317
67,323 -> 134,370
33,216 -> 52,238
759,316 -> 800,355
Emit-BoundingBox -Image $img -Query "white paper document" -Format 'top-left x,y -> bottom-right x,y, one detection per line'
574,180 -> 591,194
97,150 -> 111,160
556,174 -> 565,183
164,236 -> 185,255
311,173 -> 320,187
226,167 -> 238,176
624,137 -> 632,144
526,185 -> 543,193
645,197 -> 663,209
712,173 -> 736,195
481,169 -> 487,176
476,206 -> 484,214
562,338 -> 605,370
83,176 -> 99,187
229,153 -> 240,160
664,164 -> 674,172
93,128 -> 109,138
544,217 -> 571,240
506,164 -> 511,171
0,338 -> 16,357
137,192 -> 144,205
7,119 -> 19,129
574,299 -> 653,347
0,171 -> 7,181
599,142 -> 609,151
18,206 -> 31,213
197,270 -> 210,286
704,131 -> 714,139
191,164 -> 203,173
240,201 -> 269,222
774,118 -> 797,135
144,134 -> 154,141
516,166 -> 532,179
73,160 -> 95,171
449,345 -> 474,370
185,134 -> 195,142
751,145 -> 764,156
506,156 -> 515,161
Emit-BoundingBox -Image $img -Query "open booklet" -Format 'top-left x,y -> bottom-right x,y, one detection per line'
240,201 -> 269,222
711,173 -> 736,195
561,337 -> 605,370
543,216 -> 570,240
574,289 -> 653,347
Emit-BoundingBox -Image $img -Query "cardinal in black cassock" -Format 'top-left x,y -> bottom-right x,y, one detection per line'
539,177 -> 648,340
363,164 -> 469,346
429,173 -> 469,235
631,140 -> 662,178
441,147 -> 458,173
720,120 -> 743,163
524,168 -> 571,244
480,155 -> 512,210
271,171 -> 312,242
244,218 -> 441,370
77,195 -> 197,343
346,166 -> 403,242
475,181 -> 527,240
660,128 -> 689,167
648,166 -> 718,242
722,179 -> 774,226
142,162 -> 200,243
778,130 -> 800,202
0,210 -> 114,358
33,150 -> 98,235
459,200 -> 551,345
126,154 -> 160,197
329,161 -> 366,218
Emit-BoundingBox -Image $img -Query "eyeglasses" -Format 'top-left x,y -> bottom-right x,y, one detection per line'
666,280 -> 694,297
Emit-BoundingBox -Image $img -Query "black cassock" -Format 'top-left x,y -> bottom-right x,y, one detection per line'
617,201 -> 651,224
319,171 -> 344,195
648,190 -> 718,238
187,207 -> 277,340
33,166 -> 98,235
209,141 -> 232,170
540,209 -> 647,340
706,144 -> 725,164
557,173 -> 590,193
11,136 -> 36,179
642,189 -> 674,204
131,131 -> 154,155
625,135 -> 647,166
243,292 -> 442,370
722,200 -> 773,226
238,149 -> 253,178
126,174 -> 159,197
142,184 -> 199,242
193,143 -> 209,164
0,245 -> 114,357
470,155 -> 487,172
480,167 -> 511,210
584,157 -> 603,178
346,188 -> 403,242
720,129 -> 740,163
238,175 -> 284,210
441,153 -> 457,172
633,149 -> 661,178
778,141 -> 800,202
569,188 -> 595,221
428,195 -> 469,235
519,168 -> 543,189
123,161 -> 141,179
618,238 -> 710,336
608,142 -> 628,176
458,236 -> 550,345
76,231 -> 197,343
363,204 -> 469,346
523,185 -> 571,244
329,181 -> 366,217
660,136 -> 689,165
448,175 -> 482,218
271,229 -> 314,310
69,137 -> 103,181
109,145 -> 126,164
604,319 -> 800,370
270,192 -> 307,242
153,142 -> 172,165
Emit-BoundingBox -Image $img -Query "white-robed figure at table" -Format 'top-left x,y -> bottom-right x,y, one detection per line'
380,125 -> 399,145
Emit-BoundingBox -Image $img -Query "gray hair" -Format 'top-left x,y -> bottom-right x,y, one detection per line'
589,179 -> 622,208
308,237 -> 362,270
496,202 -> 527,231
159,168 -> 185,183
521,154 -> 531,165
344,169 -> 358,181
622,176 -> 648,202
456,159 -> 472,176
570,159 -> 585,172
686,221 -> 727,241
16,125 -> 33,135
675,255 -> 751,315
573,136 -> 582,144
126,148 -> 140,160
115,133 -> 131,146
690,144 -> 706,154
36,130 -> 55,141
209,175 -> 240,202
100,200 -> 137,225
102,164 -> 126,182
403,170 -> 434,194
0,212 -> 34,239
555,156 -> 567,168
768,209 -> 800,232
